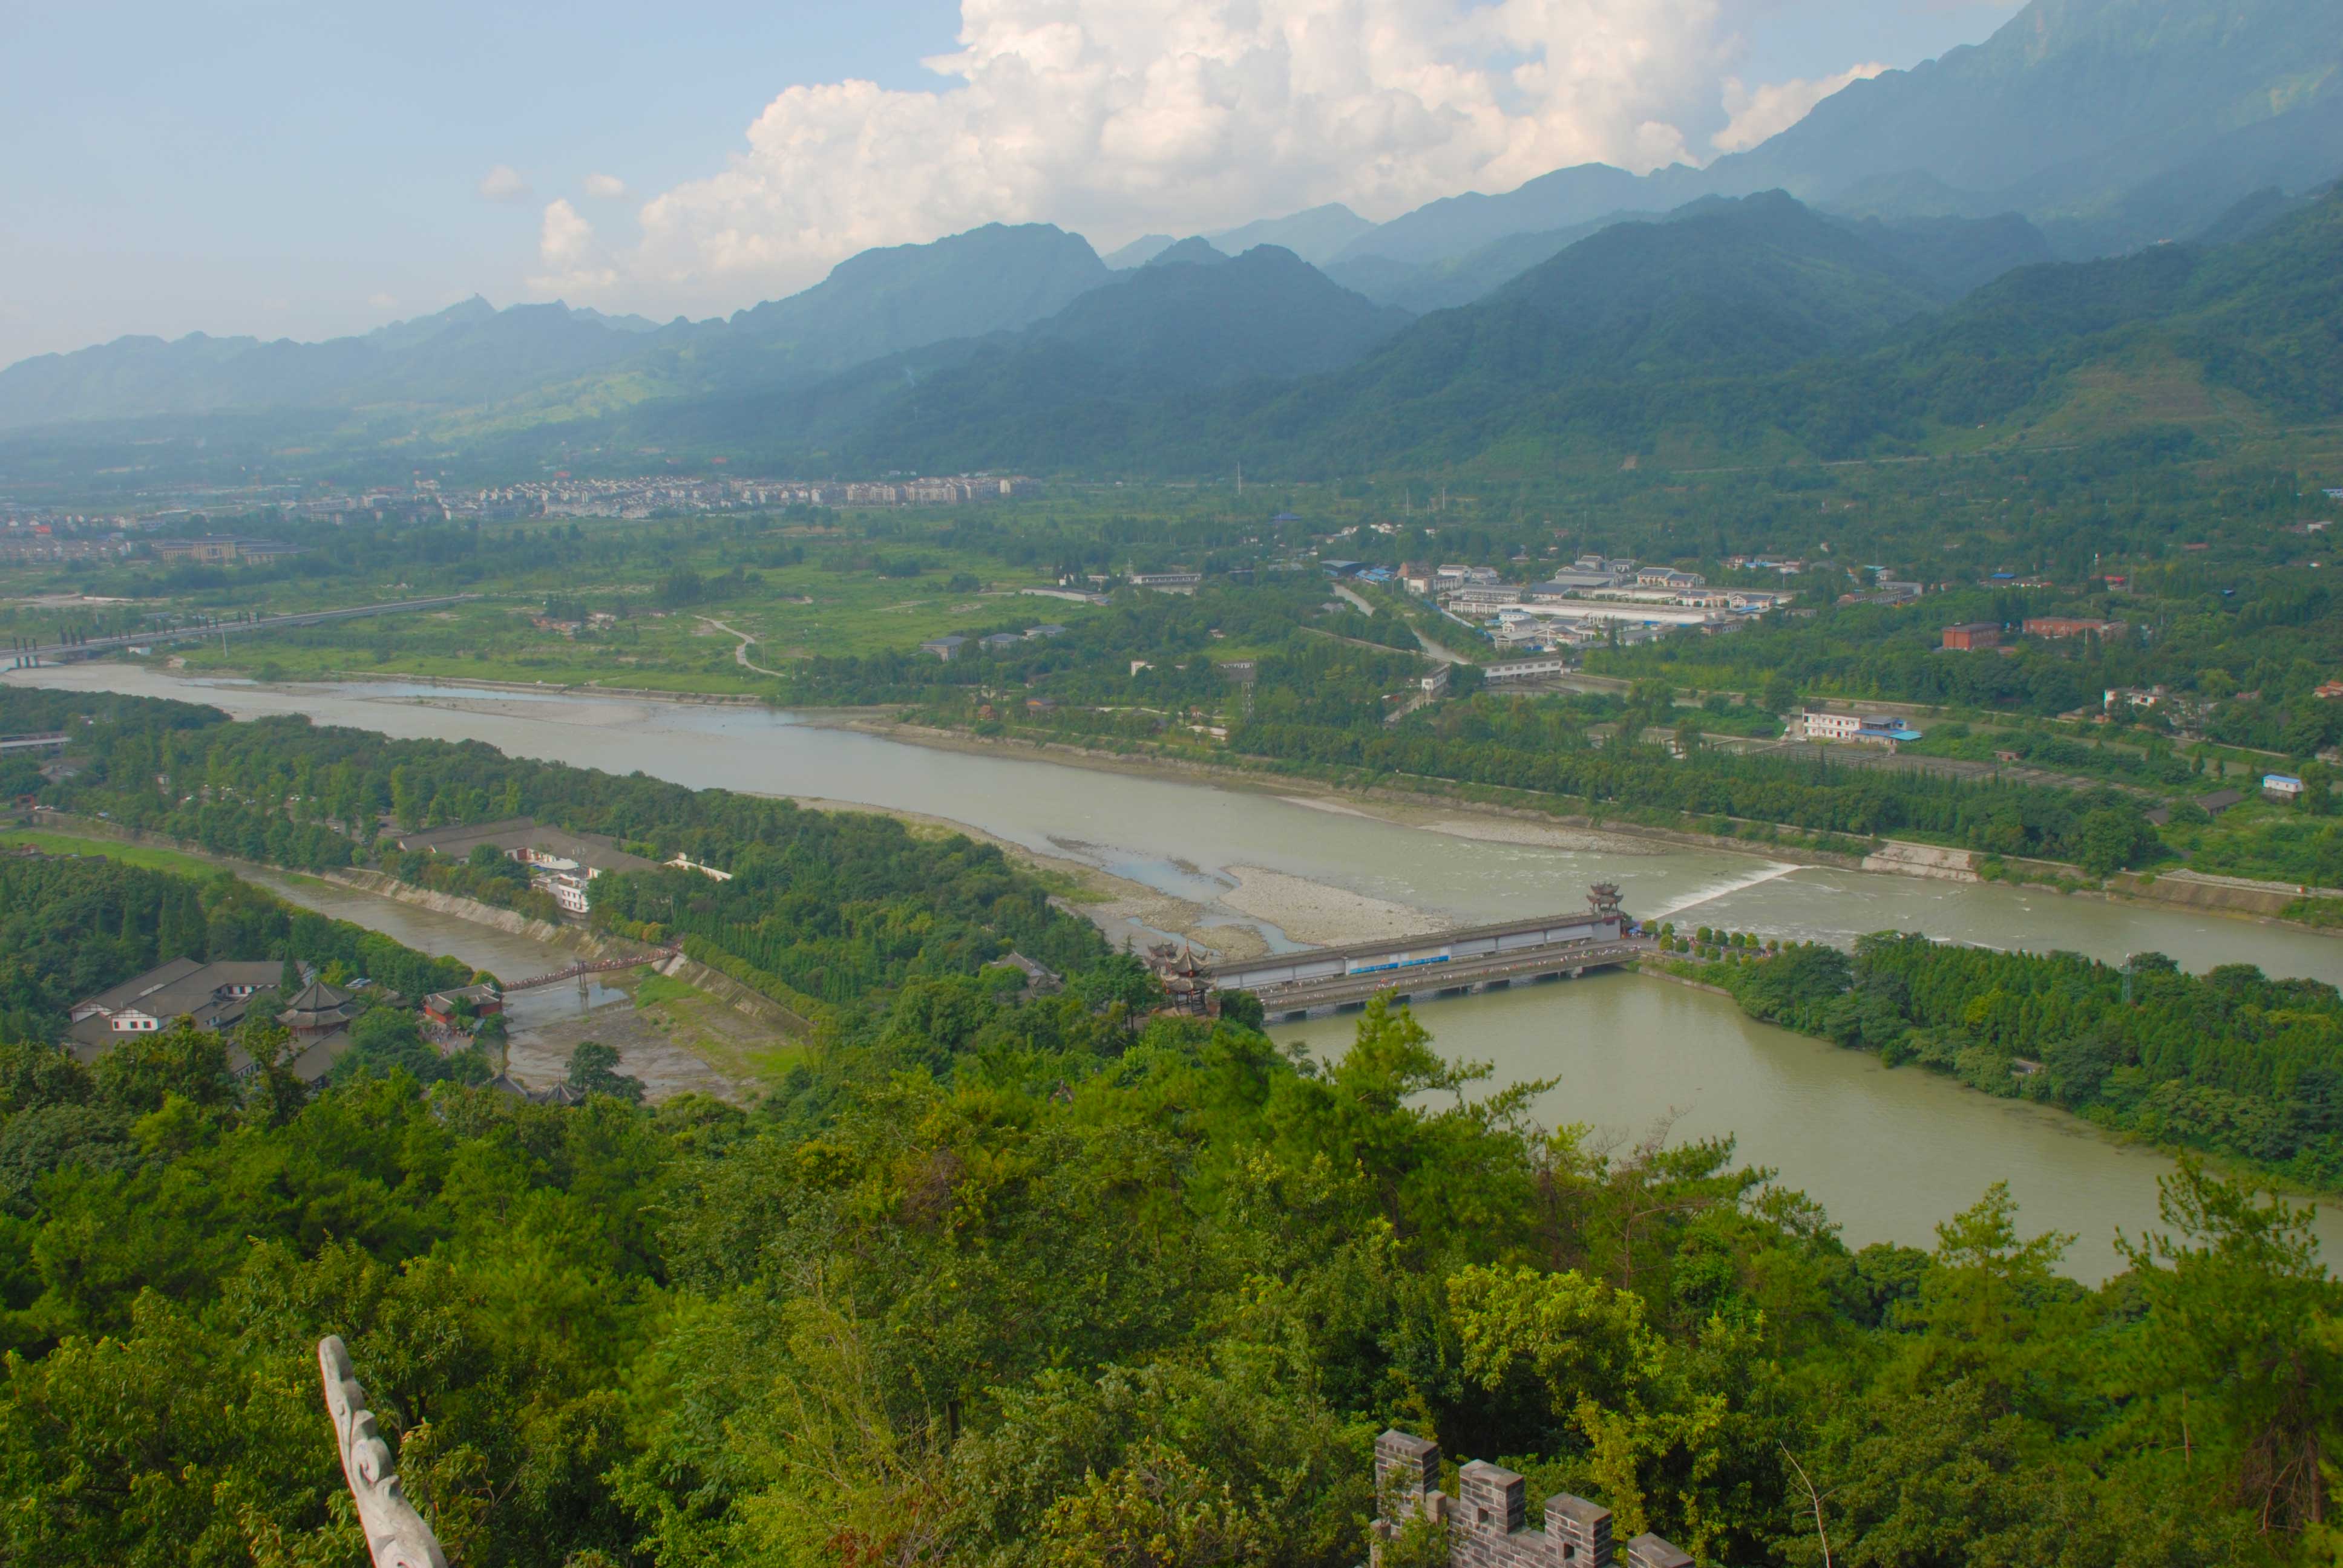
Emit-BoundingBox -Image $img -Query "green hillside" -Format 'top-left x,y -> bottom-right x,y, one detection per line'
718,246 -> 1404,472
811,183 -> 2343,477
828,192 -> 1950,473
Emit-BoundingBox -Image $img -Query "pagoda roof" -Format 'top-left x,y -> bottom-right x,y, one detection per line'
279,979 -> 358,1028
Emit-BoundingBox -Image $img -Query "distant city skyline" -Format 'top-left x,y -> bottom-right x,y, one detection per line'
5,0 -> 2023,368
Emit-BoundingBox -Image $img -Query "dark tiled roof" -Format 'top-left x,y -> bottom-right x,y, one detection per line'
280,979 -> 359,1030
74,956 -> 205,1016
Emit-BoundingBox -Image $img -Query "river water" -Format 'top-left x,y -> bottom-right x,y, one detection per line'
15,665 -> 2341,1279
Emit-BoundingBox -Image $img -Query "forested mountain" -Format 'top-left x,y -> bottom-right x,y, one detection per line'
800,181 -> 2342,476
1327,214 -> 1654,314
832,191 -> 1948,472
1331,207 -> 2051,318
1331,0 -> 2343,272
709,223 -> 1112,381
1103,234 -> 1177,269
0,225 -> 1115,434
1205,203 -> 1374,264
0,299 -> 654,430
751,246 -> 1407,470
9,1 -> 2336,454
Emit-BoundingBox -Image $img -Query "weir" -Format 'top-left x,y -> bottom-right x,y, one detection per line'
1173,884 -> 1653,1020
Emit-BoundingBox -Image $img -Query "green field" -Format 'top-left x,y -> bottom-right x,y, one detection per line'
1,827 -> 228,878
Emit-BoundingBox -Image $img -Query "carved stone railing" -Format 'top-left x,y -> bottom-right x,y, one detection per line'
318,1336 -> 450,1568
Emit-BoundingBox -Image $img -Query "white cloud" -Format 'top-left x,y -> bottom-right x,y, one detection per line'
1712,62 -> 1887,155
584,172 -> 629,200
530,199 -> 618,294
367,292 -> 397,309
537,0 -> 1901,315
477,164 -> 532,203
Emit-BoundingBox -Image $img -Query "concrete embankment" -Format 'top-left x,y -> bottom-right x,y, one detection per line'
315,868 -> 626,951
2108,870 -> 2340,921
1862,841 -> 1982,882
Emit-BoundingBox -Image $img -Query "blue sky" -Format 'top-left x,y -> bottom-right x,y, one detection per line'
2,0 -> 2022,367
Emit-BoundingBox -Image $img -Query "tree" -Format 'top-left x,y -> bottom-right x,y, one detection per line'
2118,1160 -> 2343,1535
1217,991 -> 1265,1031
332,1008 -> 449,1085
565,1040 -> 645,1104
2077,807 -> 2148,878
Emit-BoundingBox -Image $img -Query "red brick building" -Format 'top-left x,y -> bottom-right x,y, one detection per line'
1942,622 -> 2001,650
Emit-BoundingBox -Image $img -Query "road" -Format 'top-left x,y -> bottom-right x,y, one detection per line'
12,595 -> 479,664
696,616 -> 788,677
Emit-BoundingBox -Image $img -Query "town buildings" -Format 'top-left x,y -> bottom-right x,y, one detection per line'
1942,621 -> 2001,650
452,474 -> 1037,520
151,535 -> 305,565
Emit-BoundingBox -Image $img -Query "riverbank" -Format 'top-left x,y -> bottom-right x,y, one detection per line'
776,794 -> 1276,961
811,714 -> 2343,935
312,670 -> 770,705
5,815 -> 790,1102
1637,949 -> 2343,1204
20,660 -> 2343,1278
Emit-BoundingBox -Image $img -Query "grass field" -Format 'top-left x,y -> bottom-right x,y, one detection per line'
132,549 -> 1112,691
614,964 -> 807,1088
2,827 -> 229,878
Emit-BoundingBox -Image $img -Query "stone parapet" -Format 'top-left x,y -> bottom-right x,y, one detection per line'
1371,1429 -> 1693,1568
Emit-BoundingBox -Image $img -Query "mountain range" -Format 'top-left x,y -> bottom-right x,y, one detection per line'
0,0 -> 2336,475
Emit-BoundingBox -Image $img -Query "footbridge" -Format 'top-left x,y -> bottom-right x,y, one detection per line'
1184,887 -> 1653,1021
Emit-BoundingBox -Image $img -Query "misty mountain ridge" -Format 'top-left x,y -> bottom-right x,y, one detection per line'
1329,0 -> 2343,271
620,242 -> 1416,465
0,297 -> 654,430
4,0 -> 2337,442
0,224 -> 1119,433
828,180 -> 2343,478
825,190 -> 1958,472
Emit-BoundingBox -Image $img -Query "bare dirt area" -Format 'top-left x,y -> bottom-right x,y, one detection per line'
502,969 -> 798,1104
1221,865 -> 1444,946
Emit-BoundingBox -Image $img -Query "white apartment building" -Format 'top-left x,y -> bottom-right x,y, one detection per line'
1485,656 -> 1572,682
1800,711 -> 1864,742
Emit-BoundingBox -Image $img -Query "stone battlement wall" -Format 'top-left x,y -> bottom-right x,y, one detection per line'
1372,1429 -> 1691,1568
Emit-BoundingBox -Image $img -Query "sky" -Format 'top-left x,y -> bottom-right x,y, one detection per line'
1,0 -> 2026,368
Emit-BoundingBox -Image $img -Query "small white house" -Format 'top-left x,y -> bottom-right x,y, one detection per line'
2265,774 -> 2306,801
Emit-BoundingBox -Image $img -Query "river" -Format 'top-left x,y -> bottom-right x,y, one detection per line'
15,665 -> 2341,1279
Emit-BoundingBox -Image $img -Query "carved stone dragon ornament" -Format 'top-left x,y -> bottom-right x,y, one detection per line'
317,1336 -> 450,1568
